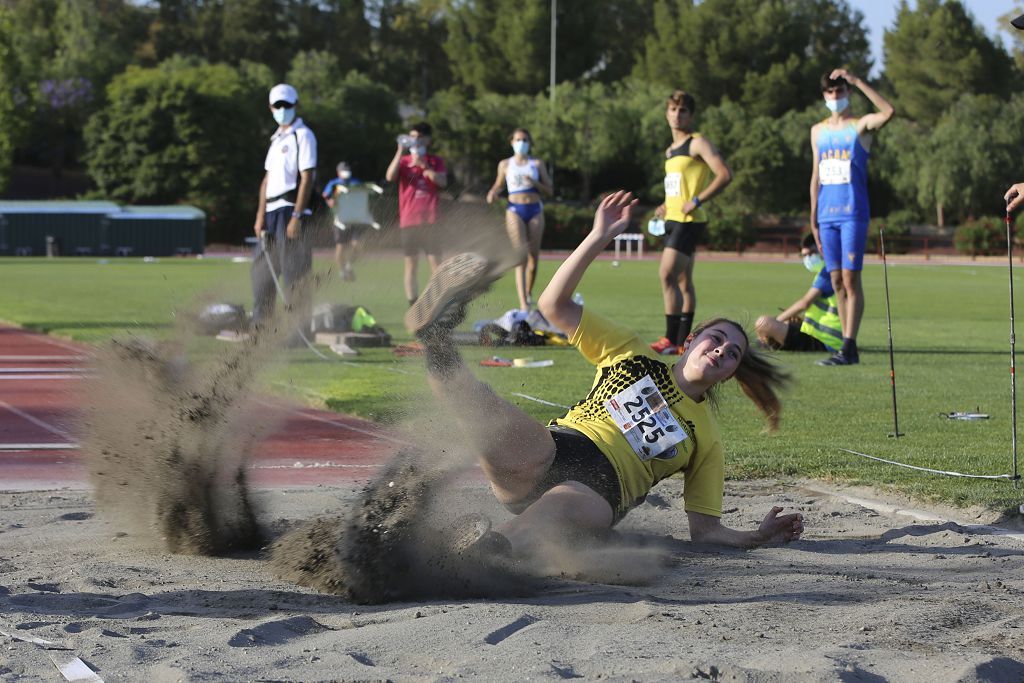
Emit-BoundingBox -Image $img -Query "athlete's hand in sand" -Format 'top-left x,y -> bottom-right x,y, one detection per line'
757,506 -> 804,544
590,190 -> 638,242
1005,183 -> 1024,213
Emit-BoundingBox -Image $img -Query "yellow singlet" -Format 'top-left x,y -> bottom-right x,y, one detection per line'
664,133 -> 712,223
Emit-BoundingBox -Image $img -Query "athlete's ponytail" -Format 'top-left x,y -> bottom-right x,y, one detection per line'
684,318 -> 790,431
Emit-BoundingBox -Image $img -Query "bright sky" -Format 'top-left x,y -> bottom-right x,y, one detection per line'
848,0 -> 1023,76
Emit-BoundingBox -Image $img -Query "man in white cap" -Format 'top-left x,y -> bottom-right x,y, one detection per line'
251,83 -> 318,331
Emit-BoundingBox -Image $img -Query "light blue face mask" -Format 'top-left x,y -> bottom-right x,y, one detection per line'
272,107 -> 295,126
803,253 -> 824,273
824,97 -> 849,114
512,140 -> 530,155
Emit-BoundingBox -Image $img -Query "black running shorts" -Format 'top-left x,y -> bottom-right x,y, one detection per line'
782,321 -> 828,352
663,220 -> 706,256
505,425 -> 624,521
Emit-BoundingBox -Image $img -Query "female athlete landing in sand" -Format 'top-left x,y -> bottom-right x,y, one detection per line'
404,191 -> 803,555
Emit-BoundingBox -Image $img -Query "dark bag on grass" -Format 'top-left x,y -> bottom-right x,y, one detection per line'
310,303 -> 391,346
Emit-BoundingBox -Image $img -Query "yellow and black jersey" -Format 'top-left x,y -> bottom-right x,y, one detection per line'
664,133 -> 712,223
551,307 -> 725,517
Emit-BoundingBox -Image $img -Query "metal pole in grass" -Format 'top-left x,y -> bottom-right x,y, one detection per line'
1005,207 -> 1020,486
879,227 -> 903,438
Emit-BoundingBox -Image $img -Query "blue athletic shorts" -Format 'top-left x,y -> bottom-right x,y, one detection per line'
508,202 -> 543,224
818,219 -> 869,272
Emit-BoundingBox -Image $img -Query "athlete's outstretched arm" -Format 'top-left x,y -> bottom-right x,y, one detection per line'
688,137 -> 732,214
833,68 -> 895,132
776,287 -> 822,322
809,127 -> 822,252
538,191 -> 637,337
687,507 -> 803,549
534,160 -> 554,197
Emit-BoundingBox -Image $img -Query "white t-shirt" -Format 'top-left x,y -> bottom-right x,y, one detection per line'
264,118 -> 317,213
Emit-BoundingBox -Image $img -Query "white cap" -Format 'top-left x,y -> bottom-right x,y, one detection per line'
268,83 -> 298,105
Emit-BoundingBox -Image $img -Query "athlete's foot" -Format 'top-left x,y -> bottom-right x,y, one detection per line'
405,253 -> 493,337
816,351 -> 859,366
444,512 -> 513,560
649,336 -> 680,355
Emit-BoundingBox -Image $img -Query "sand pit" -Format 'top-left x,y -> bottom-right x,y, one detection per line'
2,477 -> 1023,681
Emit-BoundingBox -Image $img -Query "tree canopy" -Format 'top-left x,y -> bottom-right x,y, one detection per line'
4,0 -> 1024,242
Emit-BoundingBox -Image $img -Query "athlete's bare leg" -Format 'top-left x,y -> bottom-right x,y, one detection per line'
505,210 -> 530,309
658,247 -> 696,315
829,270 -> 848,335
404,255 -> 419,303
524,212 -> 545,306
841,268 -> 863,339
495,482 -> 614,554
755,315 -> 789,347
426,366 -> 556,504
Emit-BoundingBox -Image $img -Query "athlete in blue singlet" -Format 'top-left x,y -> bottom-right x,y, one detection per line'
809,69 -> 895,366
486,128 -> 554,310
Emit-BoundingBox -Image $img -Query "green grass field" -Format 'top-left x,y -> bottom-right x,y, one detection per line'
2,253 -> 1022,513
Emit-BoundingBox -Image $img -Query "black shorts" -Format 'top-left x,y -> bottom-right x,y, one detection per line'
333,222 -> 368,245
782,322 -> 828,352
400,224 -> 443,258
664,221 -> 706,256
505,425 -> 623,520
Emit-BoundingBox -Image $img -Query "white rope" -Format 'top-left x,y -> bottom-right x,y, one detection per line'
840,448 -> 1013,480
512,392 -> 570,409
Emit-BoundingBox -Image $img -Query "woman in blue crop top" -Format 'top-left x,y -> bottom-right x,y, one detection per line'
487,128 -> 554,311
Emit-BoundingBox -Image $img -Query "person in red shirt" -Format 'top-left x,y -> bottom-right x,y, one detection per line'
385,121 -> 448,305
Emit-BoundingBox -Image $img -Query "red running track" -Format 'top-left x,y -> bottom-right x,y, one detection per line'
0,326 -> 402,491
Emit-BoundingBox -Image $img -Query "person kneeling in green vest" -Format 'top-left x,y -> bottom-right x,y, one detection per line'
755,233 -> 842,354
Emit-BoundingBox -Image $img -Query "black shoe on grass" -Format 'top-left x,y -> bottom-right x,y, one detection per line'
816,351 -> 859,366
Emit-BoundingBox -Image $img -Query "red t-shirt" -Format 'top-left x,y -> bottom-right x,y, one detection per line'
397,154 -> 445,228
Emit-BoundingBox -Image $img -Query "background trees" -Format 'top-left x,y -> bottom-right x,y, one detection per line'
2,0 -> 1021,244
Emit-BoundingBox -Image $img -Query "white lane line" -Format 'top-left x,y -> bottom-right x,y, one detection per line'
254,398 -> 412,447
0,442 -> 78,450
0,367 -> 87,374
0,399 -> 74,439
0,355 -> 86,362
251,462 -> 380,470
0,376 -> 86,382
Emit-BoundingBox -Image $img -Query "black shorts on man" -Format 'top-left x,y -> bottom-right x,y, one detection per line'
663,221 -> 706,256
400,224 -> 443,258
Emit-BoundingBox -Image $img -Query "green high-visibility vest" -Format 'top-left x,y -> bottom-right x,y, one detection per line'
800,294 -> 842,351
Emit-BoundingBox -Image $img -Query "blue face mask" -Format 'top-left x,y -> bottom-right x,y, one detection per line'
273,107 -> 295,126
512,140 -> 530,155
824,97 -> 849,114
803,253 -> 824,273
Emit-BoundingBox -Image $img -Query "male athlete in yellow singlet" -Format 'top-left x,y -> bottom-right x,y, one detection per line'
650,90 -> 733,355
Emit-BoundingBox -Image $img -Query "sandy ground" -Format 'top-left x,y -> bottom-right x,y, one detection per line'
2,477 -> 1024,683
